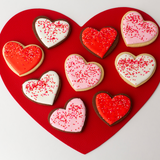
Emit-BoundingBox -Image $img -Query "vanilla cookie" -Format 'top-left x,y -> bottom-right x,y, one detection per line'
65,54 -> 104,91
121,11 -> 159,47
115,52 -> 156,87
2,41 -> 44,77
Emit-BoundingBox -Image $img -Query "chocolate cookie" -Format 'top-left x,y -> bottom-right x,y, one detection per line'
92,91 -> 132,126
80,26 -> 119,59
32,16 -> 71,49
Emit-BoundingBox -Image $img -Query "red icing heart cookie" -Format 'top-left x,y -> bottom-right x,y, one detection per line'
93,91 -> 132,126
48,98 -> 86,133
121,11 -> 159,47
80,27 -> 119,58
65,54 -> 104,91
2,41 -> 44,77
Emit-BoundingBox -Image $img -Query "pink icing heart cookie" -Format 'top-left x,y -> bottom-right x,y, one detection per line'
65,54 -> 104,91
33,16 -> 70,48
48,98 -> 86,133
115,52 -> 156,87
22,71 -> 61,105
2,41 -> 44,77
121,11 -> 159,47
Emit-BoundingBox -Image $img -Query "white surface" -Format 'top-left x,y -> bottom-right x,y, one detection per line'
0,0 -> 160,159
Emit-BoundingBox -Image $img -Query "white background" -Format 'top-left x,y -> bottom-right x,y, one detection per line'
0,0 -> 160,159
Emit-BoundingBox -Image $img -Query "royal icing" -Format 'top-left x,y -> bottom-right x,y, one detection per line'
121,11 -> 158,46
22,71 -> 60,105
34,18 -> 70,48
116,53 -> 156,87
95,92 -> 131,126
65,54 -> 103,91
49,98 -> 86,132
81,27 -> 117,58
3,41 -> 43,76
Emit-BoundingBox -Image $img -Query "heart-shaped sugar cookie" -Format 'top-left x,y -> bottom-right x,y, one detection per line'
2,41 -> 44,77
33,16 -> 70,48
80,27 -> 119,58
115,52 -> 156,87
93,91 -> 131,126
121,11 -> 159,47
22,71 -> 60,105
65,54 -> 104,91
48,98 -> 86,132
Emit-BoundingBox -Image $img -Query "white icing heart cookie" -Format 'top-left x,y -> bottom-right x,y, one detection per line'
115,52 -> 156,87
22,71 -> 60,105
33,16 -> 70,48
121,11 -> 159,47
48,98 -> 86,133
65,54 -> 104,91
